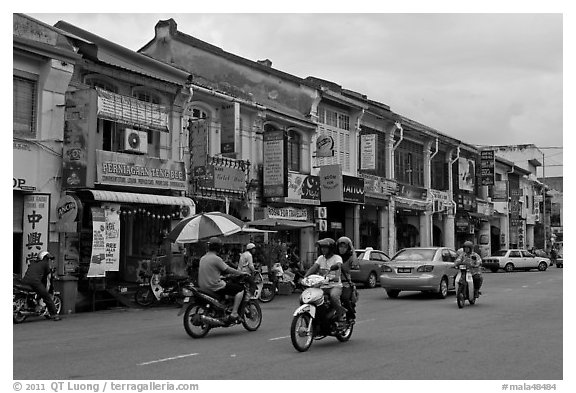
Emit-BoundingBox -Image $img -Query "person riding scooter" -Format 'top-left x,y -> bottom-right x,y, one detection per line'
454,241 -> 483,298
22,251 -> 61,321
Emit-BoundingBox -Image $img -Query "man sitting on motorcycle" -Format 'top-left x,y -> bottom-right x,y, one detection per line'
337,236 -> 359,323
198,237 -> 248,324
454,240 -> 483,298
238,243 -> 258,295
305,238 -> 346,322
22,251 -> 60,321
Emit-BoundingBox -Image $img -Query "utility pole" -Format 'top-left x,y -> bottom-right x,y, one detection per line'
542,151 -> 547,250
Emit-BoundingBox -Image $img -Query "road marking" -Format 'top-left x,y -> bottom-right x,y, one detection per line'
269,335 -> 290,341
138,353 -> 199,366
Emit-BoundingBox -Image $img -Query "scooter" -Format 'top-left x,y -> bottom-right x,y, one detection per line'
455,264 -> 476,309
13,269 -> 62,323
134,269 -> 190,307
289,272 -> 354,352
179,274 -> 262,339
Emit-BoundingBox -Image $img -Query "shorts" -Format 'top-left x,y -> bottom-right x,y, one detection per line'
215,282 -> 244,297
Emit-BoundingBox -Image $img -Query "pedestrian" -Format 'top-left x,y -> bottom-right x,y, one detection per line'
22,251 -> 61,321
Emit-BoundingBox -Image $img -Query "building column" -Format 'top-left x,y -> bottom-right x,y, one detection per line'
420,210 -> 433,247
526,224 -> 535,249
379,205 -> 389,255
388,199 -> 396,255
444,212 -> 456,249
500,215 -> 509,250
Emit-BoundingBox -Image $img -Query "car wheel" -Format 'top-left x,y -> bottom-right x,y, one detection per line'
386,289 -> 400,298
504,263 -> 514,273
537,262 -> 548,271
436,277 -> 448,299
366,272 -> 377,289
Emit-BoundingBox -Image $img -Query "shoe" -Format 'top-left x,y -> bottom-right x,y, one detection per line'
224,315 -> 240,325
51,315 -> 62,321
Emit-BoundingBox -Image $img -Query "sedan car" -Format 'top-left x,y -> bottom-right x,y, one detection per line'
379,247 -> 459,299
481,249 -> 550,273
351,247 -> 391,288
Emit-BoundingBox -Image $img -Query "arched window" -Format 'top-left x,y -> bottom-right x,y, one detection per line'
287,130 -> 301,172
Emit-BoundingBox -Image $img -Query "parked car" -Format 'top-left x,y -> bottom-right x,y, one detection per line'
379,247 -> 459,299
481,249 -> 550,273
352,247 -> 391,288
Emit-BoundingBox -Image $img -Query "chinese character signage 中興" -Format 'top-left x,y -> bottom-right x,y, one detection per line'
21,194 -> 50,276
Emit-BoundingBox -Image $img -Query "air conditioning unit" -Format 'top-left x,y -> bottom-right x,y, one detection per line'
122,129 -> 148,154
316,219 -> 327,232
179,205 -> 193,219
315,207 -> 327,219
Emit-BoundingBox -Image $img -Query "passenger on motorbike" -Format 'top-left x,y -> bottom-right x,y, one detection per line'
22,251 -> 60,321
454,240 -> 483,298
198,237 -> 249,323
305,238 -> 346,322
337,236 -> 359,323
238,243 -> 258,295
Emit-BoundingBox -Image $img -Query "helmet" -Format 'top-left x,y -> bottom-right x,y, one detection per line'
207,237 -> 222,252
246,243 -> 256,251
463,241 -> 473,250
38,251 -> 54,261
337,236 -> 354,252
316,238 -> 335,248
208,237 -> 222,244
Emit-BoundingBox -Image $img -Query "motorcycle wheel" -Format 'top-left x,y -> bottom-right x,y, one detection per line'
336,321 -> 354,342
44,295 -> 63,318
13,296 -> 27,324
183,303 -> 211,339
134,287 -> 155,306
456,286 -> 465,309
241,300 -> 262,331
259,283 -> 276,303
290,313 -> 314,352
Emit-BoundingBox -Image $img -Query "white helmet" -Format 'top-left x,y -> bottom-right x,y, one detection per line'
246,243 -> 256,251
38,251 -> 54,261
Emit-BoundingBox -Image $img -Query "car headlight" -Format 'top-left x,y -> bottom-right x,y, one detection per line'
416,265 -> 434,272
382,266 -> 393,272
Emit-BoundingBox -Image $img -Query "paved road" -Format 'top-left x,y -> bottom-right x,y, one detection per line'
13,268 -> 563,380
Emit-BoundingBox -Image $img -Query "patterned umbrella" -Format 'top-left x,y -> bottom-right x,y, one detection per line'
166,211 -> 245,244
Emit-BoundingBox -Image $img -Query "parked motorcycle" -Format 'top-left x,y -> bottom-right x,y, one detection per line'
13,269 -> 62,324
259,263 -> 305,303
290,274 -> 354,352
134,269 -> 190,307
253,270 -> 275,303
179,274 -> 262,338
455,264 -> 476,309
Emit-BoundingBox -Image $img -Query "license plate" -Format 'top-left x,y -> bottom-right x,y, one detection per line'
397,268 -> 411,273
183,297 -> 190,303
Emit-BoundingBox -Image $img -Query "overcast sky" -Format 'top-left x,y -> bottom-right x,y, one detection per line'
23,10 -> 565,177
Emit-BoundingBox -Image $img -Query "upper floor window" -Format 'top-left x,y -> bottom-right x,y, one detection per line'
192,108 -> 208,119
318,105 -> 350,130
85,75 -> 118,93
287,130 -> 301,172
132,89 -> 161,105
13,74 -> 37,138
394,140 -> 424,187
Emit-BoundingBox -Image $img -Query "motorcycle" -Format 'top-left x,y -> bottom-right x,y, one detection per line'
13,269 -> 62,324
134,269 -> 190,307
253,270 -> 275,303
290,274 -> 354,352
259,263 -> 305,303
455,264 -> 476,308
179,274 -> 262,338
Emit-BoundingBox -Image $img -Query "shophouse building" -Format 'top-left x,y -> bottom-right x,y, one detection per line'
13,14 -> 79,276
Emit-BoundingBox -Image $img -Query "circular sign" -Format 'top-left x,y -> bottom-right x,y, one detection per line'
56,195 -> 79,224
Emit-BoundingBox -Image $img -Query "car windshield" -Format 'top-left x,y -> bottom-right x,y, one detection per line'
355,251 -> 366,260
393,249 -> 436,261
494,250 -> 509,256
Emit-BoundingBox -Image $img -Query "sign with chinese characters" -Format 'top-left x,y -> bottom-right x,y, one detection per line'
480,150 -> 495,186
104,205 -> 121,272
87,207 -> 106,278
360,134 -> 377,170
263,130 -> 287,198
21,194 -> 50,276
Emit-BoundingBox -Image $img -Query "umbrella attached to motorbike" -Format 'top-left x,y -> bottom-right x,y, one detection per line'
166,211 -> 246,244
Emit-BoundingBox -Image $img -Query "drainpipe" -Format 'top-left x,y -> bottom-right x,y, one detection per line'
392,122 -> 404,150
450,146 -> 461,165
429,138 -> 439,161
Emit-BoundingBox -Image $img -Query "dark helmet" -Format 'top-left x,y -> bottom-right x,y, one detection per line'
463,241 -> 473,251
208,237 -> 222,252
316,238 -> 335,248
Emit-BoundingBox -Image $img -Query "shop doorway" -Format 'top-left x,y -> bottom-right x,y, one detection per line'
490,226 -> 501,255
396,224 -> 419,250
432,225 -> 443,247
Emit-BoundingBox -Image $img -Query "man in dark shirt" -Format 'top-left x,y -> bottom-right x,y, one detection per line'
22,251 -> 61,321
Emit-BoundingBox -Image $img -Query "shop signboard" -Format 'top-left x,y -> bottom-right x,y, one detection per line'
397,183 -> 427,201
21,194 -> 50,276
316,134 -> 335,158
104,204 -> 121,272
480,150 -> 495,186
360,134 -> 377,170
13,140 -> 37,191
362,174 -> 396,199
266,206 -> 309,221
87,207 -> 106,278
458,157 -> 476,192
96,150 -> 186,191
263,130 -> 288,198
343,175 -> 365,204
63,89 -> 92,189
319,164 -> 343,202
492,180 -> 508,202
200,164 -> 246,192
220,103 -> 238,154
456,192 -> 477,211
189,118 -> 208,176
268,173 -> 321,205
55,194 -> 80,232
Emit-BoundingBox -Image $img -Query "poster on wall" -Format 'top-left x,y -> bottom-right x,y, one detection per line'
263,130 -> 287,198
87,207 -> 106,278
220,103 -> 238,155
319,164 -> 343,202
104,204 -> 121,271
458,157 -> 476,192
360,134 -> 377,170
21,194 -> 50,276
62,89 -> 92,189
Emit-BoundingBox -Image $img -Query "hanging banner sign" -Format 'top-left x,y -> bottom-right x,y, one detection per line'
263,130 -> 287,198
104,205 -> 121,272
480,150 -> 495,186
360,134 -> 377,170
220,103 -> 238,154
319,164 -> 343,202
458,157 -> 476,192
87,207 -> 106,278
21,194 -> 50,276
268,173 -> 321,206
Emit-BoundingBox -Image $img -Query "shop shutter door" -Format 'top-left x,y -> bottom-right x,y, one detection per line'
13,192 -> 23,233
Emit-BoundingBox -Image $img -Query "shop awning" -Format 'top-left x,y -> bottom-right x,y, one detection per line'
86,190 -> 195,206
246,218 -> 314,230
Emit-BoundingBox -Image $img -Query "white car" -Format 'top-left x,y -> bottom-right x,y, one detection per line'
481,249 -> 551,273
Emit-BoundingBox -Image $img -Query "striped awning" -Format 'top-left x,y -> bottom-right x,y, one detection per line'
86,190 -> 194,206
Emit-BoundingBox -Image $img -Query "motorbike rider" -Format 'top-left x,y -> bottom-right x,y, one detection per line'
305,238 -> 346,322
454,240 -> 483,298
22,251 -> 61,321
198,237 -> 249,323
337,236 -> 359,323
238,242 -> 258,295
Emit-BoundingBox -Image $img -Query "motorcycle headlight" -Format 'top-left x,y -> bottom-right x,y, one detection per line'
181,288 -> 193,297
